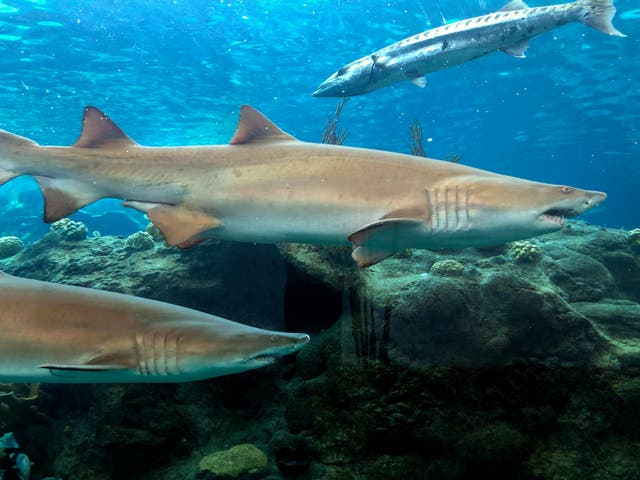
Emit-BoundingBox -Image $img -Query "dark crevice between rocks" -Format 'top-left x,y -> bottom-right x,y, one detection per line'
283,260 -> 345,334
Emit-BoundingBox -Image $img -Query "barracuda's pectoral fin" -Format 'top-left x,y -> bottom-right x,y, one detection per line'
230,105 -> 298,144
123,201 -> 222,248
501,39 -> 530,58
406,73 -> 427,88
348,218 -> 423,268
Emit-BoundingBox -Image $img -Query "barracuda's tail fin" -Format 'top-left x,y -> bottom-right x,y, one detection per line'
578,0 -> 626,37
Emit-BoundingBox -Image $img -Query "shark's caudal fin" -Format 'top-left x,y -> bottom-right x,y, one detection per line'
577,0 -> 626,37
0,130 -> 38,186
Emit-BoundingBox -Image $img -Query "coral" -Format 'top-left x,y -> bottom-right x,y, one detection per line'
198,444 -> 267,478
0,236 -> 23,259
509,240 -> 542,263
125,231 -> 155,251
145,222 -> 165,242
322,98 -> 349,145
49,218 -> 88,241
430,259 -> 464,276
628,228 -> 640,252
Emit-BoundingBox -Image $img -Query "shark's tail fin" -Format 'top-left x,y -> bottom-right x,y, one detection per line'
0,128 -> 104,223
0,129 -> 38,186
577,0 -> 626,37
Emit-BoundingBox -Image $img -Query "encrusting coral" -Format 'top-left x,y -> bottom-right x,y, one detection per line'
509,240 -> 542,263
49,218 -> 88,241
0,236 -> 23,259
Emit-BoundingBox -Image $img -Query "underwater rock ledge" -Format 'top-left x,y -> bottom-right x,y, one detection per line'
0,221 -> 639,479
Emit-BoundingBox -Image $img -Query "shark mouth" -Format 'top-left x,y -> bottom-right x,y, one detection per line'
248,354 -> 278,364
540,207 -> 579,224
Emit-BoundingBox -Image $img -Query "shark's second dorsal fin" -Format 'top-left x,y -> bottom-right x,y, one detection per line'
229,105 -> 298,145
499,0 -> 529,11
73,106 -> 138,149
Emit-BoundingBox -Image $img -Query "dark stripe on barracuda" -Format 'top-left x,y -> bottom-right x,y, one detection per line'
312,0 -> 625,97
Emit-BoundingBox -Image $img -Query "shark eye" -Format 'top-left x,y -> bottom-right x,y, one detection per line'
561,186 -> 573,193
270,335 -> 278,342
337,67 -> 347,77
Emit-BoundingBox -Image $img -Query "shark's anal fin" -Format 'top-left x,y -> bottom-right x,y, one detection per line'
348,218 -> 423,268
230,105 -> 298,145
123,201 -> 221,247
35,176 -> 103,223
73,106 -> 138,149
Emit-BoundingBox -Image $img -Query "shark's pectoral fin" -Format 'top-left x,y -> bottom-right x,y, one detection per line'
501,39 -> 530,58
348,218 -> 423,268
40,351 -> 134,377
123,201 -> 221,247
35,176 -> 103,223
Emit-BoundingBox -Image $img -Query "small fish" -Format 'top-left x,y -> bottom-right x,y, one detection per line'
313,0 -> 625,97
0,272 -> 309,383
0,105 -> 605,267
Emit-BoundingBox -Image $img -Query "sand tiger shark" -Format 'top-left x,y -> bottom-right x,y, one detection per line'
0,271 -> 309,383
0,105 -> 605,267
313,0 -> 625,97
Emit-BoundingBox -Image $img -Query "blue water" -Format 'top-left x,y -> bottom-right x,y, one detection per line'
0,0 -> 638,235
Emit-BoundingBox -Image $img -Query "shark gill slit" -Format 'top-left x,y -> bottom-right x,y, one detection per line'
151,332 -> 159,376
444,186 -> 449,231
424,188 -> 432,230
454,185 -> 460,231
434,187 -> 440,231
134,333 -> 147,375
465,187 -> 471,229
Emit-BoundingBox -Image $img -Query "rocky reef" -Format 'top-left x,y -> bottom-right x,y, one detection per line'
1,221 -> 639,479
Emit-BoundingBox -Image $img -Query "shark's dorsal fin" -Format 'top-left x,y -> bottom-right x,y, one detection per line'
498,0 -> 529,11
229,105 -> 298,145
73,106 -> 138,149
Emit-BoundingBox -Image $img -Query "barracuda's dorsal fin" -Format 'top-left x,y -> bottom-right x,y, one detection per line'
230,105 -> 298,145
499,0 -> 528,11
73,106 -> 138,149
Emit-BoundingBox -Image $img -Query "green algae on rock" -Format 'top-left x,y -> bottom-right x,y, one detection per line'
509,240 -> 542,263
125,231 -> 155,251
429,259 -> 465,276
198,444 -> 268,478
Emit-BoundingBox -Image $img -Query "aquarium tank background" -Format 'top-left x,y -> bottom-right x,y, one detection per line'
0,0 -> 639,479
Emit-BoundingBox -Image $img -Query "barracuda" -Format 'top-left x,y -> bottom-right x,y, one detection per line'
313,0 -> 625,97
0,105 -> 606,267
